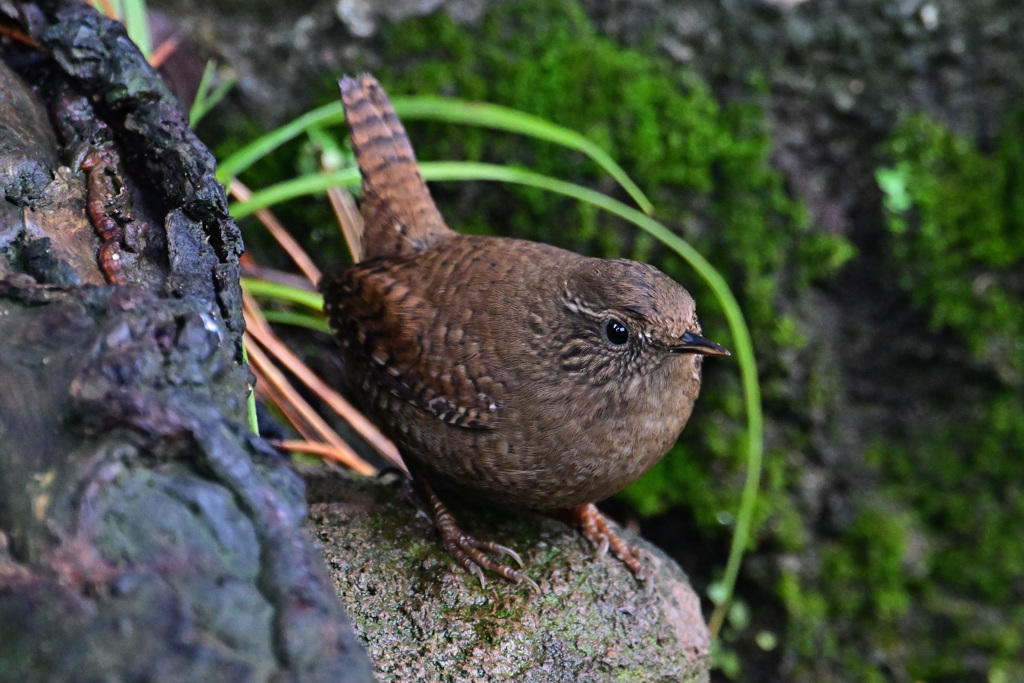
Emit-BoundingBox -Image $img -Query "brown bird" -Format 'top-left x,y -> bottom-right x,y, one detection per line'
320,75 -> 729,588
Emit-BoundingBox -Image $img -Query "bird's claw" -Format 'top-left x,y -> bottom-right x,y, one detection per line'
419,480 -> 539,592
559,503 -> 655,580
444,533 -> 539,592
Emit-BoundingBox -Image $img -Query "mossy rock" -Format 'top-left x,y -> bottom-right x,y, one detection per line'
304,467 -> 711,682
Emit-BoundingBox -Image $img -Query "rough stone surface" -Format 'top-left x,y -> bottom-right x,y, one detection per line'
304,467 -> 710,683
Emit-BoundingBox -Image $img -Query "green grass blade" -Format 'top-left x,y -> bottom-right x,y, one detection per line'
241,342 -> 259,435
241,277 -> 325,310
120,0 -> 151,57
260,309 -> 331,333
230,163 -> 762,636
190,61 -> 237,127
189,60 -> 216,127
216,102 -> 346,184
88,0 -> 150,57
391,97 -> 654,215
215,95 -> 653,214
230,170 -> 361,218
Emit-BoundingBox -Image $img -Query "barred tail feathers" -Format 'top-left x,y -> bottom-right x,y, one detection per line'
339,75 -> 453,260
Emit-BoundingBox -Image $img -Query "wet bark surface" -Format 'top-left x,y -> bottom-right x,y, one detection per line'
0,2 -> 373,680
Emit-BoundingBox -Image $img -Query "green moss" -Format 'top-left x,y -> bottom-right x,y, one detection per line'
771,109 -> 1024,679
783,394 -> 1024,680
686,104 -> 1024,681
875,109 -> 1024,663
870,417 -> 1024,679
823,507 -> 915,621
878,110 -> 1024,380
777,503 -> 918,681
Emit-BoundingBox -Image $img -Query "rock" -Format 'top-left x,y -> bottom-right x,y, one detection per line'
304,467 -> 711,683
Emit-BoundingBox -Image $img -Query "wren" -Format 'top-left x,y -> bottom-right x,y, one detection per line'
320,75 -> 729,588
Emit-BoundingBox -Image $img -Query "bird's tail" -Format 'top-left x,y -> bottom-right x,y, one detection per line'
339,74 -> 454,260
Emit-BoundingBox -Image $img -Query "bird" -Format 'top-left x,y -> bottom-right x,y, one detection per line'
320,74 -> 729,588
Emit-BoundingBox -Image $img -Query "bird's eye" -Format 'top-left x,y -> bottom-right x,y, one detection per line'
605,319 -> 629,345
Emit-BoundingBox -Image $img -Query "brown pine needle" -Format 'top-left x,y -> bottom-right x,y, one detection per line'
148,34 -> 181,69
245,333 -> 376,476
93,0 -> 117,19
268,438 -> 369,467
0,24 -> 42,49
253,374 -> 321,445
320,142 -> 363,262
230,179 -> 322,284
232,164 -> 403,474
243,290 -> 405,472
326,186 -> 364,263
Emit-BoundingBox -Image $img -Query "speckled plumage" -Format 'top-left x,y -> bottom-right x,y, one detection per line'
322,236 -> 707,509
320,75 -> 728,584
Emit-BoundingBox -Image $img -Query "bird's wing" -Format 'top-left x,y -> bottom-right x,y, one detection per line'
321,259 -> 505,429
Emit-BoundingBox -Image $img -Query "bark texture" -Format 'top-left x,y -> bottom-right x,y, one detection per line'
0,3 -> 374,680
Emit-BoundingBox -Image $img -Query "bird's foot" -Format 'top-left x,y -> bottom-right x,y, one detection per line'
418,480 -> 540,592
558,503 -> 655,579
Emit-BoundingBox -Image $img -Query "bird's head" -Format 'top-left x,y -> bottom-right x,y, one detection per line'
554,258 -> 729,388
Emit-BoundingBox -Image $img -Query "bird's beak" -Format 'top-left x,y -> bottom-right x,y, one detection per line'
669,331 -> 731,357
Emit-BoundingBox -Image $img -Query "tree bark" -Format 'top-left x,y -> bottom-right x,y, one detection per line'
0,2 -> 374,680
